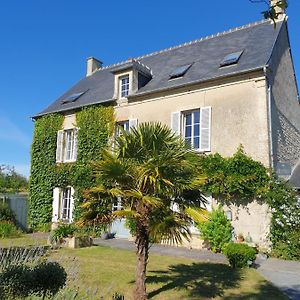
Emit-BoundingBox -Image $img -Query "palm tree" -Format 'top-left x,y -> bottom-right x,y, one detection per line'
80,122 -> 207,300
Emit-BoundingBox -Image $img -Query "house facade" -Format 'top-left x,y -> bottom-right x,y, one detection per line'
31,12 -> 299,247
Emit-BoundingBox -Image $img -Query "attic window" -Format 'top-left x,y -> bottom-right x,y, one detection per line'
61,91 -> 85,104
220,51 -> 244,67
169,64 -> 192,79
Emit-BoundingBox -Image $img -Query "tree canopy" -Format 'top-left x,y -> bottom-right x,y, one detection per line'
0,165 -> 28,193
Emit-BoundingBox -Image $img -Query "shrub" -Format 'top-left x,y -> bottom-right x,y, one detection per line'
0,261 -> 67,299
264,178 -> 300,261
0,222 -> 20,238
0,203 -> 16,224
223,242 -> 256,268
31,261 -> 67,298
51,224 -> 77,243
0,265 -> 33,299
271,230 -> 300,261
198,206 -> 232,252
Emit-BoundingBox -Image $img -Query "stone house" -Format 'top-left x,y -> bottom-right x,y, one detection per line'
31,9 -> 299,247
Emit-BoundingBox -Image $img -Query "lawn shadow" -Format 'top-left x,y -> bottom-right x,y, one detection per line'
147,262 -> 241,299
222,281 -> 290,300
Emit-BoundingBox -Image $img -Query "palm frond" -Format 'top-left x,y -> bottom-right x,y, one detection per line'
184,207 -> 209,223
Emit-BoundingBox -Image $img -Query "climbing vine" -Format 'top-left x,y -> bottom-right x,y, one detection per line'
29,106 -> 114,229
200,146 -> 270,202
29,114 -> 64,229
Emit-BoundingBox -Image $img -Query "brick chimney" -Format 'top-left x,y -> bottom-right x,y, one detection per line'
86,57 -> 103,77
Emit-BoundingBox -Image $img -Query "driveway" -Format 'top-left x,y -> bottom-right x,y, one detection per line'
93,237 -> 226,263
257,258 -> 300,300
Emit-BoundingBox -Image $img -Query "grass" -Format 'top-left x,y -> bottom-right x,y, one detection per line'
51,245 -> 288,300
0,234 -> 47,248
0,235 -> 288,299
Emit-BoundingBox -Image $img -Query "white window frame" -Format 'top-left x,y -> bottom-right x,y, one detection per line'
64,129 -> 76,162
59,187 -> 74,223
116,120 -> 130,137
112,197 -> 123,211
56,128 -> 78,163
119,75 -> 130,98
182,109 -> 201,150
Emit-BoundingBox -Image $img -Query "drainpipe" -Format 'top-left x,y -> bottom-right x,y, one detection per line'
264,66 -> 274,170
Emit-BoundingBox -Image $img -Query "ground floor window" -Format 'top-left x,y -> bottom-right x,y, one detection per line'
112,197 -> 123,211
52,187 -> 74,223
60,187 -> 72,222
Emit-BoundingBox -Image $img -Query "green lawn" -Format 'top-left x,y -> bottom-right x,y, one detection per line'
51,245 -> 288,300
0,234 -> 47,248
0,236 -> 288,299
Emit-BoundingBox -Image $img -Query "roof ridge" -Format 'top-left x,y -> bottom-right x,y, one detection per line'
99,18 -> 271,72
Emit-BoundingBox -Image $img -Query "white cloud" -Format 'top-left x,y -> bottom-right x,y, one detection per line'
0,116 -> 31,147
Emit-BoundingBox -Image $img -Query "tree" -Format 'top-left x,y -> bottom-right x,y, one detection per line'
79,122 -> 207,300
0,165 -> 28,193
250,0 -> 288,22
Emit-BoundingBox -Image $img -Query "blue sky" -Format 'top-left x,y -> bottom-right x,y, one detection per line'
0,0 -> 299,177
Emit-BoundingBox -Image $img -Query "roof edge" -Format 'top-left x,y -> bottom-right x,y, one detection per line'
128,66 -> 266,100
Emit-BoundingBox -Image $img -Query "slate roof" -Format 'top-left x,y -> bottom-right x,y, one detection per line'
289,162 -> 300,189
34,19 -> 284,118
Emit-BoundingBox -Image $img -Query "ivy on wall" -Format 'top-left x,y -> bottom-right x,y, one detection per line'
29,105 -> 114,229
200,146 -> 270,202
29,114 -> 64,228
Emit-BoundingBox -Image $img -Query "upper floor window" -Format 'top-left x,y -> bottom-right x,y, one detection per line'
171,107 -> 211,152
183,110 -> 200,149
56,128 -> 78,163
119,75 -> 130,98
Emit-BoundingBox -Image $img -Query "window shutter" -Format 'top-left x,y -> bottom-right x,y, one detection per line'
70,187 -> 75,223
200,107 -> 212,152
171,112 -> 181,136
73,128 -> 79,161
52,188 -> 60,222
56,130 -> 64,163
129,118 -> 138,130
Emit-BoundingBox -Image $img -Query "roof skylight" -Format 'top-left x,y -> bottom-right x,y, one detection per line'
220,51 -> 244,67
61,91 -> 86,104
169,64 -> 192,79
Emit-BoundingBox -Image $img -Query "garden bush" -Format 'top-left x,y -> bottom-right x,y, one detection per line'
0,222 -> 20,238
51,224 -> 77,243
0,203 -> 16,224
0,264 -> 33,299
31,262 -> 67,298
271,230 -> 300,261
0,261 -> 67,299
223,242 -> 256,268
197,206 -> 232,252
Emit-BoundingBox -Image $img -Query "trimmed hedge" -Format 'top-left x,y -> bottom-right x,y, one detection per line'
223,242 -> 256,268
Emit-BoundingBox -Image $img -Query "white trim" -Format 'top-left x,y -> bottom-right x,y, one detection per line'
52,188 -> 60,222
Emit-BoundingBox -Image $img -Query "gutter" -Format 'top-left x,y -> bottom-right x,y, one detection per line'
128,66 -> 265,100
264,65 -> 274,170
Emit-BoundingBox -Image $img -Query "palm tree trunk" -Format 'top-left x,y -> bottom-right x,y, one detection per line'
134,227 -> 149,300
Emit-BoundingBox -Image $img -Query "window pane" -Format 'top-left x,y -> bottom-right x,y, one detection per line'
185,126 -> 192,138
185,137 -> 192,147
61,187 -> 71,221
185,113 -> 192,125
194,137 -> 200,149
194,111 -> 200,123
194,124 -> 200,136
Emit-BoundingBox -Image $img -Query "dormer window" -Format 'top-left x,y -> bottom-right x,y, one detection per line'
120,75 -> 130,98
